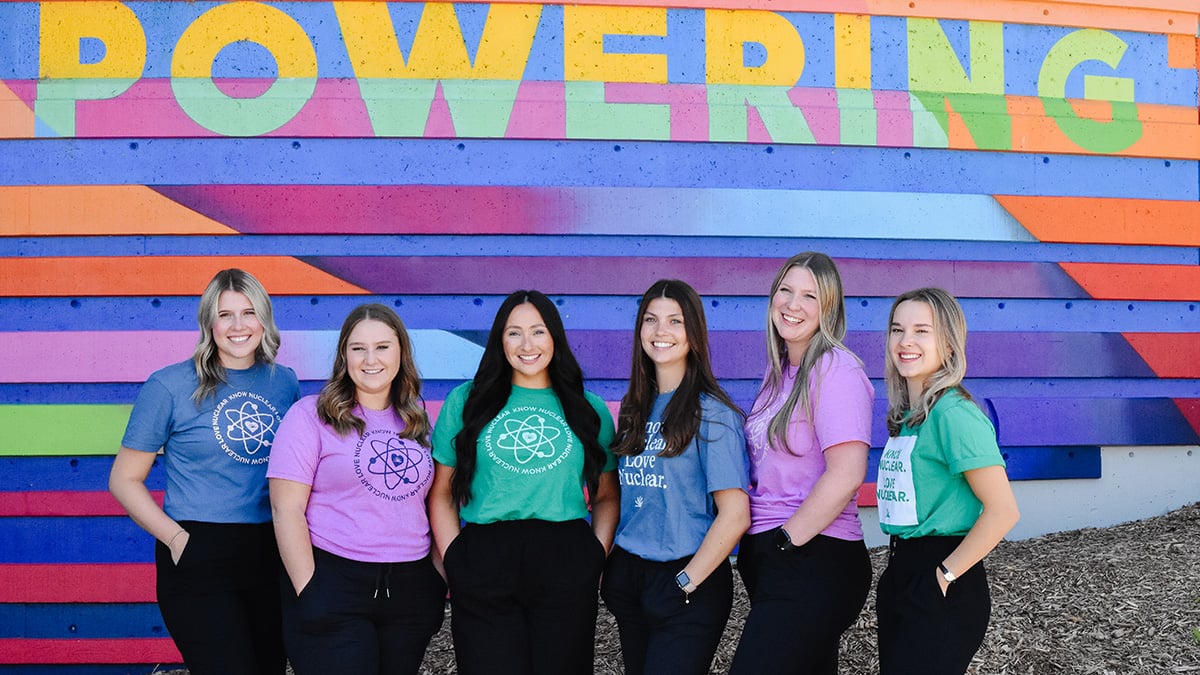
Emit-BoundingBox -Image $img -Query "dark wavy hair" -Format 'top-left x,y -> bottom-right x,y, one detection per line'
449,290 -> 606,505
316,303 -> 430,442
612,279 -> 743,459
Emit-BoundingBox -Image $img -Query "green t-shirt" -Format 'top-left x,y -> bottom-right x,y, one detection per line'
877,390 -> 1006,538
432,382 -> 616,524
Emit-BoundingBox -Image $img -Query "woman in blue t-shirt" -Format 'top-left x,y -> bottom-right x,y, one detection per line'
427,290 -> 619,675
109,268 -> 300,675
600,279 -> 750,675
875,287 -> 1020,674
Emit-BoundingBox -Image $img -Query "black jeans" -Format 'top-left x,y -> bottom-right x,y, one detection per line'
600,545 -> 734,675
155,521 -> 285,675
444,519 -> 606,675
281,547 -> 446,675
730,530 -> 871,675
876,535 -> 991,675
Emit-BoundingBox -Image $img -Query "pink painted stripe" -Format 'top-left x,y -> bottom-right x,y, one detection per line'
0,491 -> 162,517
0,638 -> 181,665
0,563 -> 156,603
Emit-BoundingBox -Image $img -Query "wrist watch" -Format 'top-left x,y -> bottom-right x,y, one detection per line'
938,562 -> 957,584
675,570 -> 697,603
774,526 -> 797,552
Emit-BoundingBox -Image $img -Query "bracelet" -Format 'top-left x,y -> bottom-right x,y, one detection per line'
167,529 -> 187,548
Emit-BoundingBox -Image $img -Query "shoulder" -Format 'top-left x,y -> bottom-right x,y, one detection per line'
270,363 -> 300,385
816,347 -> 867,375
447,381 -> 474,403
583,390 -> 609,412
930,391 -> 993,429
145,360 -> 198,391
699,393 -> 741,425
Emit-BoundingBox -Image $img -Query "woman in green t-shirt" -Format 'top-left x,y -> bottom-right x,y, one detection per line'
427,290 -> 619,675
875,287 -> 1020,674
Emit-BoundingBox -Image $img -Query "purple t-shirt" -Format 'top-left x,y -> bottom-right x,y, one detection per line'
267,395 -> 435,563
745,348 -> 873,540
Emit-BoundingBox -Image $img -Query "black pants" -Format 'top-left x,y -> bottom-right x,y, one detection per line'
155,521 -> 285,675
730,531 -> 871,675
876,535 -> 991,675
443,519 -> 606,675
281,547 -> 446,675
600,546 -> 734,675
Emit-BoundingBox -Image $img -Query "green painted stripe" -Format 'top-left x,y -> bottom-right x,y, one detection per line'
0,406 -> 130,456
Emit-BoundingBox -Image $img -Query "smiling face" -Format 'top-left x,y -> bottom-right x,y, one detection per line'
503,302 -> 554,388
640,296 -> 690,391
889,299 -> 944,400
771,265 -> 821,364
346,318 -> 401,410
212,290 -> 264,370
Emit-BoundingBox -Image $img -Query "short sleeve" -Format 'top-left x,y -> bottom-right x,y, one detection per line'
933,397 -> 1005,475
266,398 -> 322,485
587,392 -> 618,472
811,351 -> 873,452
700,399 -> 750,493
121,376 -> 176,453
431,383 -> 471,466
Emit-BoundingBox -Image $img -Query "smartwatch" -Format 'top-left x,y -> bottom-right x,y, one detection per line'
675,570 -> 696,593
774,526 -> 797,552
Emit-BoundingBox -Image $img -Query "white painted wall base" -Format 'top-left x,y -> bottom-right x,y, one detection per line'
859,445 -> 1200,549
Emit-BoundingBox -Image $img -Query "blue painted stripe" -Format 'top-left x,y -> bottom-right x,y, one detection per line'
5,234 -> 1197,266
5,377 -> 1200,407
0,458 -> 165,492
0,517 -> 154,563
866,445 -> 1102,481
2,140 -> 1195,200
990,398 -> 1200,446
2,297 -> 1198,332
0,604 -> 167,640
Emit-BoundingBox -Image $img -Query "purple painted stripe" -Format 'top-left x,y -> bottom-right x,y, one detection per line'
1,330 -> 1153,383
303,256 -> 1086,298
988,398 -> 1200,446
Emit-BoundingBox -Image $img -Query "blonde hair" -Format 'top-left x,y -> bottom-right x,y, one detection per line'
191,269 -> 280,404
756,252 -> 856,453
884,287 -> 972,435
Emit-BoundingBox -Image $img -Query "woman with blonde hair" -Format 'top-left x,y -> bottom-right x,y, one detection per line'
269,303 -> 444,675
875,287 -> 1019,674
110,268 -> 299,675
730,252 -> 874,675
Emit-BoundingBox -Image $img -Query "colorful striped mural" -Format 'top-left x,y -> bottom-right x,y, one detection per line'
1,1 -> 1198,671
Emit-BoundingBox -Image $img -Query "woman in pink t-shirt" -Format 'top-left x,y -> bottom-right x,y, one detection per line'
730,252 -> 875,675
267,304 -> 445,675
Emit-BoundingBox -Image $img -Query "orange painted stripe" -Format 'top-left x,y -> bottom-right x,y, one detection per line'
0,563 -> 156,603
1058,262 -> 1200,301
0,80 -> 33,139
0,491 -> 163,517
0,638 -> 181,665
0,257 -> 369,296
1167,34 -> 1197,68
1005,97 -> 1200,160
1123,334 -> 1200,378
0,186 -> 236,236
995,196 -> 1200,247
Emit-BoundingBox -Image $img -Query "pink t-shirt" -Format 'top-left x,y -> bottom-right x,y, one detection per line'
267,395 -> 434,562
745,348 -> 874,540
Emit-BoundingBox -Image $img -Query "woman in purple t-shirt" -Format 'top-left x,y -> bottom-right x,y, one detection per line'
730,252 -> 875,675
268,304 -> 445,675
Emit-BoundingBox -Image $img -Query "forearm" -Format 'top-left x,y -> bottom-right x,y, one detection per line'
273,508 -> 316,594
427,463 -> 461,559
681,490 -> 750,587
943,501 -> 1019,577
781,473 -> 861,545
109,449 -> 183,545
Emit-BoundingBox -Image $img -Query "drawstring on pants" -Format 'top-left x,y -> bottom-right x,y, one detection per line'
374,564 -> 393,599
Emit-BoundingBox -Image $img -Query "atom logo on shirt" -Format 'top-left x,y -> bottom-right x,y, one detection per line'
354,430 -> 432,502
484,405 -> 573,475
211,391 -> 280,465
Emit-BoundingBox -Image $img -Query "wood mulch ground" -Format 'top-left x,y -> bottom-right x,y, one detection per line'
162,502 -> 1200,674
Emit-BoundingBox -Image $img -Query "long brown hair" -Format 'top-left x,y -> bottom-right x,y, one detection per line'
612,279 -> 743,458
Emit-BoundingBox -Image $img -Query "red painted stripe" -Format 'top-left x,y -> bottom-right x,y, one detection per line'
0,491 -> 162,517
0,564 -> 156,602
858,483 -> 877,507
0,638 -> 181,665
